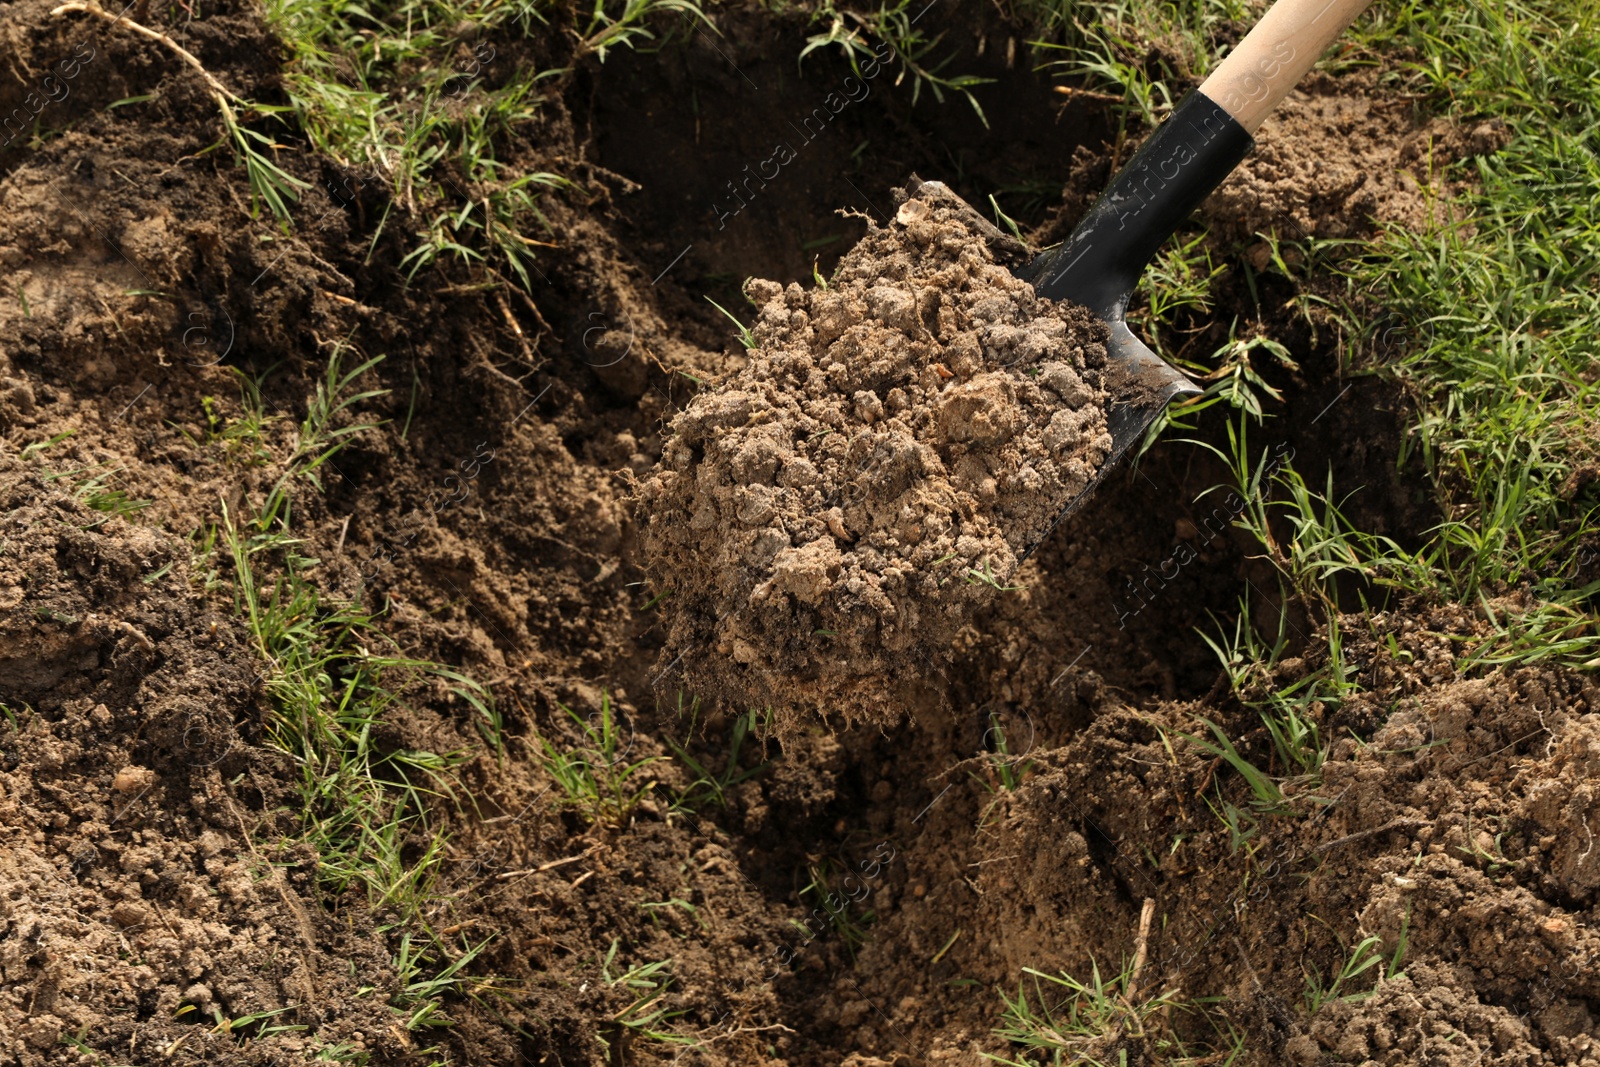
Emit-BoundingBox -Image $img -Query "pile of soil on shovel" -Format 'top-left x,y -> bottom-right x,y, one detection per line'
637,182 -> 1111,728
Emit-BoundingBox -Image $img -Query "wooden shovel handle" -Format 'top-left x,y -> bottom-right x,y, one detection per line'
1198,0 -> 1375,133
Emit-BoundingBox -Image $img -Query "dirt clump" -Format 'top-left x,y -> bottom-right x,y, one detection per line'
637,180 -> 1111,728
951,625 -> 1600,1066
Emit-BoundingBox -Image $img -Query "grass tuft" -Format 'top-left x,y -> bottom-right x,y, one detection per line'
261,0 -> 680,289
206,353 -> 500,1049
1302,918 -> 1409,1016
665,694 -> 769,812
599,940 -> 695,1050
581,0 -> 715,60
798,858 -> 876,960
802,0 -> 995,124
536,691 -> 661,826
986,956 -> 1241,1066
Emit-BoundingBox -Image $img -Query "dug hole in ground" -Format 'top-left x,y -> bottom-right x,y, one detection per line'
0,0 -> 1595,1064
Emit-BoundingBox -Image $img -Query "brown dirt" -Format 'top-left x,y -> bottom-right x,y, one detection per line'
1200,73 -> 1503,243
0,0 -> 1593,1064
637,180 -> 1110,731
964,630 -> 1600,1066
0,453 -> 408,1063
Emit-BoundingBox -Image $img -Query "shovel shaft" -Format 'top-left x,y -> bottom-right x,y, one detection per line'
1018,91 -> 1253,317
1200,0 -> 1376,133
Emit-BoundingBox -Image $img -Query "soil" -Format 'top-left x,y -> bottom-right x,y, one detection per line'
1203,73 -> 1490,243
0,0 -> 1594,1064
0,453 -> 406,1062
637,180 -> 1111,730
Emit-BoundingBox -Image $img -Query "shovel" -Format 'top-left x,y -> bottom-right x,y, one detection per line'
992,0 -> 1375,556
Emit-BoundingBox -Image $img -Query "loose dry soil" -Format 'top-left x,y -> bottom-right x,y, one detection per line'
637,180 -> 1110,730
0,0 -> 1593,1065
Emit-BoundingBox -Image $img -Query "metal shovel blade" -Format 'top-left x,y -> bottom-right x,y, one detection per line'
1007,89 -> 1256,558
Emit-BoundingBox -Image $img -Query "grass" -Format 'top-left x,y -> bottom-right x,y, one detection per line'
50,1 -> 313,223
201,1004 -> 309,1042
201,354 -> 502,1053
665,694 -> 769,812
392,932 -> 501,1030
221,522 -> 502,1043
971,714 -> 1034,830
986,957 -> 1242,1066
971,711 -> 1034,794
801,0 -> 995,123
1183,392 -> 1595,797
1128,230 -> 1229,364
1023,0 -> 1600,670
260,0 -> 603,288
598,940 -> 695,1051
1021,0 -> 1261,126
639,896 -> 701,931
196,369 -> 281,468
46,466 -> 152,526
1179,332 -> 1300,425
1302,916 -> 1409,1015
46,0 -> 1593,1058
1078,0 -> 1600,682
224,514 -> 487,893
1198,597 -> 1356,781
19,429 -> 75,459
581,0 -> 716,60
1179,716 -> 1287,814
961,558 -> 1026,592
226,341 -> 390,538
219,96 -> 314,221
797,858 -> 876,960
535,691 -> 661,826
256,0 -> 1024,286
58,1028 -> 135,1067
1454,816 -> 1513,873
1206,794 -> 1260,855
21,433 -> 151,528
706,295 -> 756,349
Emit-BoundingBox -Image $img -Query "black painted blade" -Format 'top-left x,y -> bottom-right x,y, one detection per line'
1009,89 -> 1255,552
